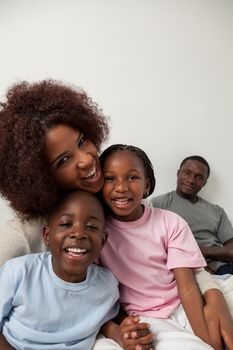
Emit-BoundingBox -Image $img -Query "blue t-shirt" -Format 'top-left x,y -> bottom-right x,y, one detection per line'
0,252 -> 119,350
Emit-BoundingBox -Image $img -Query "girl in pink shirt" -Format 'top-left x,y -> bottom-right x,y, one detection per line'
99,144 -> 233,350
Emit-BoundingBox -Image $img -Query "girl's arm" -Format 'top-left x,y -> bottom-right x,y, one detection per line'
173,267 -> 212,346
203,288 -> 233,350
0,333 -> 15,350
194,268 -> 233,350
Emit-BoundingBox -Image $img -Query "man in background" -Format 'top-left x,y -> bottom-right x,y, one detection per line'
151,155 -> 233,275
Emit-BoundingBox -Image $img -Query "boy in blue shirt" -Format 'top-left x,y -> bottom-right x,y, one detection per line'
0,190 -> 120,350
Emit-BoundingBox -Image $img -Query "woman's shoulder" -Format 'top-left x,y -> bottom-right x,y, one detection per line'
0,217 -> 47,267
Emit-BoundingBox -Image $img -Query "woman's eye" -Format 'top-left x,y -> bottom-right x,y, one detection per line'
56,155 -> 69,168
78,135 -> 86,147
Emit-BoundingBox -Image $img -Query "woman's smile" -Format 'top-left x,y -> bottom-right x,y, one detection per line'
45,124 -> 104,192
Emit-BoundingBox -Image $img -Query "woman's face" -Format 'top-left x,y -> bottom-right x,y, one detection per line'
44,124 -> 103,193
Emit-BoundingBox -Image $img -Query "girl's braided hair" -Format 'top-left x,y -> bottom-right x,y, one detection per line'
99,144 -> 156,197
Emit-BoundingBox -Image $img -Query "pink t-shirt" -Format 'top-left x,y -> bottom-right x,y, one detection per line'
99,206 -> 206,318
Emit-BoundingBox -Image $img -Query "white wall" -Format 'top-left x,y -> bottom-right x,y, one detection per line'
1,0 -> 233,223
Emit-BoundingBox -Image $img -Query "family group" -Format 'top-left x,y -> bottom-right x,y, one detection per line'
0,80 -> 232,350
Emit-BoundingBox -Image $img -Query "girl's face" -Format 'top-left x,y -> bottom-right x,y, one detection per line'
44,124 -> 104,193
43,191 -> 105,283
102,150 -> 150,221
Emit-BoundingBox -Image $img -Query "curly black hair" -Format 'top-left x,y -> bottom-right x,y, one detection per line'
0,79 -> 109,219
99,144 -> 156,197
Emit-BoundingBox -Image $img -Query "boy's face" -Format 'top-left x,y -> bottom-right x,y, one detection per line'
102,150 -> 150,222
43,191 -> 105,283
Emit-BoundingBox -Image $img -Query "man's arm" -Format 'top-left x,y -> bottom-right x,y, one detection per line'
200,238 -> 233,262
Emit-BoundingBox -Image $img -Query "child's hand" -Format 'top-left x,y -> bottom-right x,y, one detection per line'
119,316 -> 154,350
204,289 -> 233,350
0,333 -> 16,349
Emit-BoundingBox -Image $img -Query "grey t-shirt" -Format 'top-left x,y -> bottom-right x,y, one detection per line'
151,191 -> 233,272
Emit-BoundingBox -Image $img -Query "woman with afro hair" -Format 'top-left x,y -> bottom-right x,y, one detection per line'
0,79 -> 112,264
0,80 -> 129,350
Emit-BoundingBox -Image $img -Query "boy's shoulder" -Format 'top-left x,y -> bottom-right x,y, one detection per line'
90,264 -> 119,302
91,263 -> 118,286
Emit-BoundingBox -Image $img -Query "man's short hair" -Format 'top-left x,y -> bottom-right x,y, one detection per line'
179,155 -> 210,178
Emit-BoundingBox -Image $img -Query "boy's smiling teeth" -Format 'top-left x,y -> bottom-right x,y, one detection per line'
65,247 -> 88,255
